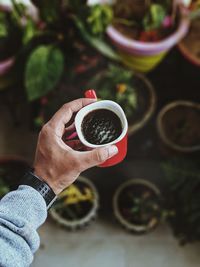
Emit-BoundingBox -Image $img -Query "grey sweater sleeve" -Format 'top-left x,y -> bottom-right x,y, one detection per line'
0,185 -> 47,267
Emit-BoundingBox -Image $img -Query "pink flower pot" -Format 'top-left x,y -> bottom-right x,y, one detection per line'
100,1 -> 190,71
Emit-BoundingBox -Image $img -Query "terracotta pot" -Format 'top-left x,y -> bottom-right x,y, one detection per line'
157,100 -> 200,153
113,178 -> 162,234
50,176 -> 99,230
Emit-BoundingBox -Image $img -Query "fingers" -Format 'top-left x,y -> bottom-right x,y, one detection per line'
49,98 -> 96,136
76,145 -> 118,170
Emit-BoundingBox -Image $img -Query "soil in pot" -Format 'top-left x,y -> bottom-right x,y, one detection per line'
112,0 -> 179,42
161,104 -> 200,149
114,180 -> 162,233
0,158 -> 30,191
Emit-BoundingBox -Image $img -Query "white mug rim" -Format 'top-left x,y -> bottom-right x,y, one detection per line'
75,100 -> 128,148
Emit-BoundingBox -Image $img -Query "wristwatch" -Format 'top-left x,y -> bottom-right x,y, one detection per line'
22,171 -> 57,210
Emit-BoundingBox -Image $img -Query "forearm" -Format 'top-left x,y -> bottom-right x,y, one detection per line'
0,185 -> 47,267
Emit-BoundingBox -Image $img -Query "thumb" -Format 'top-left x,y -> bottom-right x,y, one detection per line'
79,145 -> 118,170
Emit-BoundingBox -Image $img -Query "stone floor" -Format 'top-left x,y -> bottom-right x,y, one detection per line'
1,100 -> 200,267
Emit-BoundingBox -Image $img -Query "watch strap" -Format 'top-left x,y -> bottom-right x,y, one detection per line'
22,171 -> 57,210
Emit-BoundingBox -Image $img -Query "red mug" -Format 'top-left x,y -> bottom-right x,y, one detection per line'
73,90 -> 128,167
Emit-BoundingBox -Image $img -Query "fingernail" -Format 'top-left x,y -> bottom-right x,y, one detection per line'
108,145 -> 118,158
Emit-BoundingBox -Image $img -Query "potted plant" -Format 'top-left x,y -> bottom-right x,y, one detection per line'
162,158 -> 200,244
93,0 -> 190,72
87,64 -> 156,135
157,100 -> 200,154
113,179 -> 162,233
0,156 -> 30,193
50,176 -> 99,230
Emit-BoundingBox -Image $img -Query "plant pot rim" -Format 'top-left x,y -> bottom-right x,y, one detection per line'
50,176 -> 99,230
113,178 -> 161,233
178,40 -> 200,67
128,72 -> 156,135
106,5 -> 190,55
157,100 -> 200,153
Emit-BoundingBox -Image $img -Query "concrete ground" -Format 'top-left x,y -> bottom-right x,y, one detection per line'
32,220 -> 200,267
1,100 -> 200,267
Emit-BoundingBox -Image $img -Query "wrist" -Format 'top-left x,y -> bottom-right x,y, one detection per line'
33,167 -> 60,195
21,171 -> 57,209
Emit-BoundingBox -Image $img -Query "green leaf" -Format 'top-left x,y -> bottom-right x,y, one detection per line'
87,4 -> 113,35
106,64 -> 133,82
143,4 -> 166,31
0,23 -> 7,38
0,13 -> 8,38
73,16 -> 120,61
11,0 -> 27,23
25,45 -> 64,101
23,19 -> 37,45
87,64 -> 137,119
31,0 -> 61,23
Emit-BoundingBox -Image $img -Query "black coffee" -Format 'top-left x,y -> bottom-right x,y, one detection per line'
81,109 -> 122,145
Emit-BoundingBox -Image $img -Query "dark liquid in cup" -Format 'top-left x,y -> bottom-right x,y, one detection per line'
81,109 -> 122,145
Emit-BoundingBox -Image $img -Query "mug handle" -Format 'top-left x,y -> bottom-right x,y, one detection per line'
84,89 -> 97,99
65,89 -> 97,140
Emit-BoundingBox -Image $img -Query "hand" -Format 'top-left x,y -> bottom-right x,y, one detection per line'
34,98 -> 118,195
